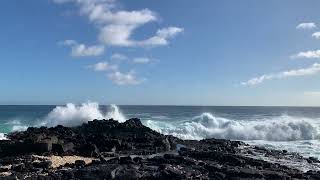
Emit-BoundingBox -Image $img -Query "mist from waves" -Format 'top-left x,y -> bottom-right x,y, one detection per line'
39,102 -> 126,127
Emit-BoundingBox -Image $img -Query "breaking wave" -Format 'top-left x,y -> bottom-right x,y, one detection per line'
39,102 -> 126,127
145,113 -> 320,141
3,104 -> 320,143
0,133 -> 7,140
6,119 -> 28,132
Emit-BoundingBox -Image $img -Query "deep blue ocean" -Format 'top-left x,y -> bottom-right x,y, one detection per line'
1,103 -> 320,159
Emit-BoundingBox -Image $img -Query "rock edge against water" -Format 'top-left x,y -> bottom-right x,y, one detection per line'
0,118 -> 319,179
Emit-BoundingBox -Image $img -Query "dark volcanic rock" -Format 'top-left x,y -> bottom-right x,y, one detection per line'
3,118 -> 171,157
32,160 -> 52,169
75,160 -> 86,168
0,118 -> 320,179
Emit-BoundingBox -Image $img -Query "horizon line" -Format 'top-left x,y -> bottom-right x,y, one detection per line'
0,104 -> 320,108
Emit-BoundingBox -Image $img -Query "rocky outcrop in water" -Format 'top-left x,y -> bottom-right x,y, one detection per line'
0,118 -> 320,179
2,118 -> 172,157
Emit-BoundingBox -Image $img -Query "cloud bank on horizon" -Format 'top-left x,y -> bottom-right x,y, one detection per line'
242,21 -> 320,86
53,0 -> 183,86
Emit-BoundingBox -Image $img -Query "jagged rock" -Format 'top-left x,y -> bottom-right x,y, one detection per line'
123,118 -> 143,128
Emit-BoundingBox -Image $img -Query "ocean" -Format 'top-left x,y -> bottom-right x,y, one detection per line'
1,103 -> 320,159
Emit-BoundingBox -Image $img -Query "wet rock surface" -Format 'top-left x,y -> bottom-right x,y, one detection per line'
0,118 -> 319,179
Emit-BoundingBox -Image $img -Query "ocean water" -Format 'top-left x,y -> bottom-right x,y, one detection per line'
1,103 -> 320,160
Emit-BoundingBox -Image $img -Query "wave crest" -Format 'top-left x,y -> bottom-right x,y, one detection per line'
146,113 -> 320,141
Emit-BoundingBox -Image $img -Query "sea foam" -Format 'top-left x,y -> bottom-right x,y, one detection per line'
145,112 -> 320,141
6,119 -> 29,132
0,133 -> 7,140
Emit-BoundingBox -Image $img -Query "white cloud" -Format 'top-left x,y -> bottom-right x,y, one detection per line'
96,8 -> 158,46
296,22 -> 317,30
85,6 -> 157,26
98,24 -> 143,47
242,63 -> 320,86
111,53 -> 128,60
132,57 -> 151,64
140,27 -> 184,46
62,40 -> 104,57
53,0 -> 182,86
87,62 -> 117,71
312,32 -> 320,39
53,0 -> 183,48
52,0 -> 73,3
71,44 -> 105,57
62,39 -> 77,45
107,70 -> 144,85
292,50 -> 320,59
98,24 -> 183,47
241,75 -> 273,86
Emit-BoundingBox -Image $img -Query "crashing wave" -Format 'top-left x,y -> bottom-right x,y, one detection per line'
12,125 -> 28,132
39,102 -> 126,127
3,104 -> 320,142
0,133 -> 7,140
6,119 -> 29,132
145,113 -> 320,141
106,104 -> 126,123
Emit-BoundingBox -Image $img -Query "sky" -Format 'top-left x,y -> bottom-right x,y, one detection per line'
1,0 -> 320,106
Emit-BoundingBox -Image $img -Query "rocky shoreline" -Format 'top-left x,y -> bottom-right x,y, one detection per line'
0,118 -> 319,179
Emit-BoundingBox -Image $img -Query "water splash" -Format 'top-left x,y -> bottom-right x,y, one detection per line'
12,125 -> 28,132
106,104 -> 126,123
6,119 -> 28,132
39,102 -> 126,127
0,133 -> 7,140
145,113 -> 320,141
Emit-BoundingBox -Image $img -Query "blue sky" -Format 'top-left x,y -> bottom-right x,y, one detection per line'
1,0 -> 320,106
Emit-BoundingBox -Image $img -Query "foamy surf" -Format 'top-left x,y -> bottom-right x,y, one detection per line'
143,112 -> 320,160
2,104 -> 320,160
4,104 -> 320,142
6,120 -> 29,132
144,112 -> 320,141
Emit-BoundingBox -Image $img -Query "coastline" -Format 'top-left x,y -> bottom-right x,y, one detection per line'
0,118 -> 319,179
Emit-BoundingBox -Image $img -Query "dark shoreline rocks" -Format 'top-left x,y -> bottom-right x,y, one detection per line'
0,118 -> 319,179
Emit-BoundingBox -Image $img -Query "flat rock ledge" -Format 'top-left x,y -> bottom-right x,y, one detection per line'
0,118 -> 319,179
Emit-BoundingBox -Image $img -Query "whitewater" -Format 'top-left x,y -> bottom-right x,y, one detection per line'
1,103 -> 320,159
